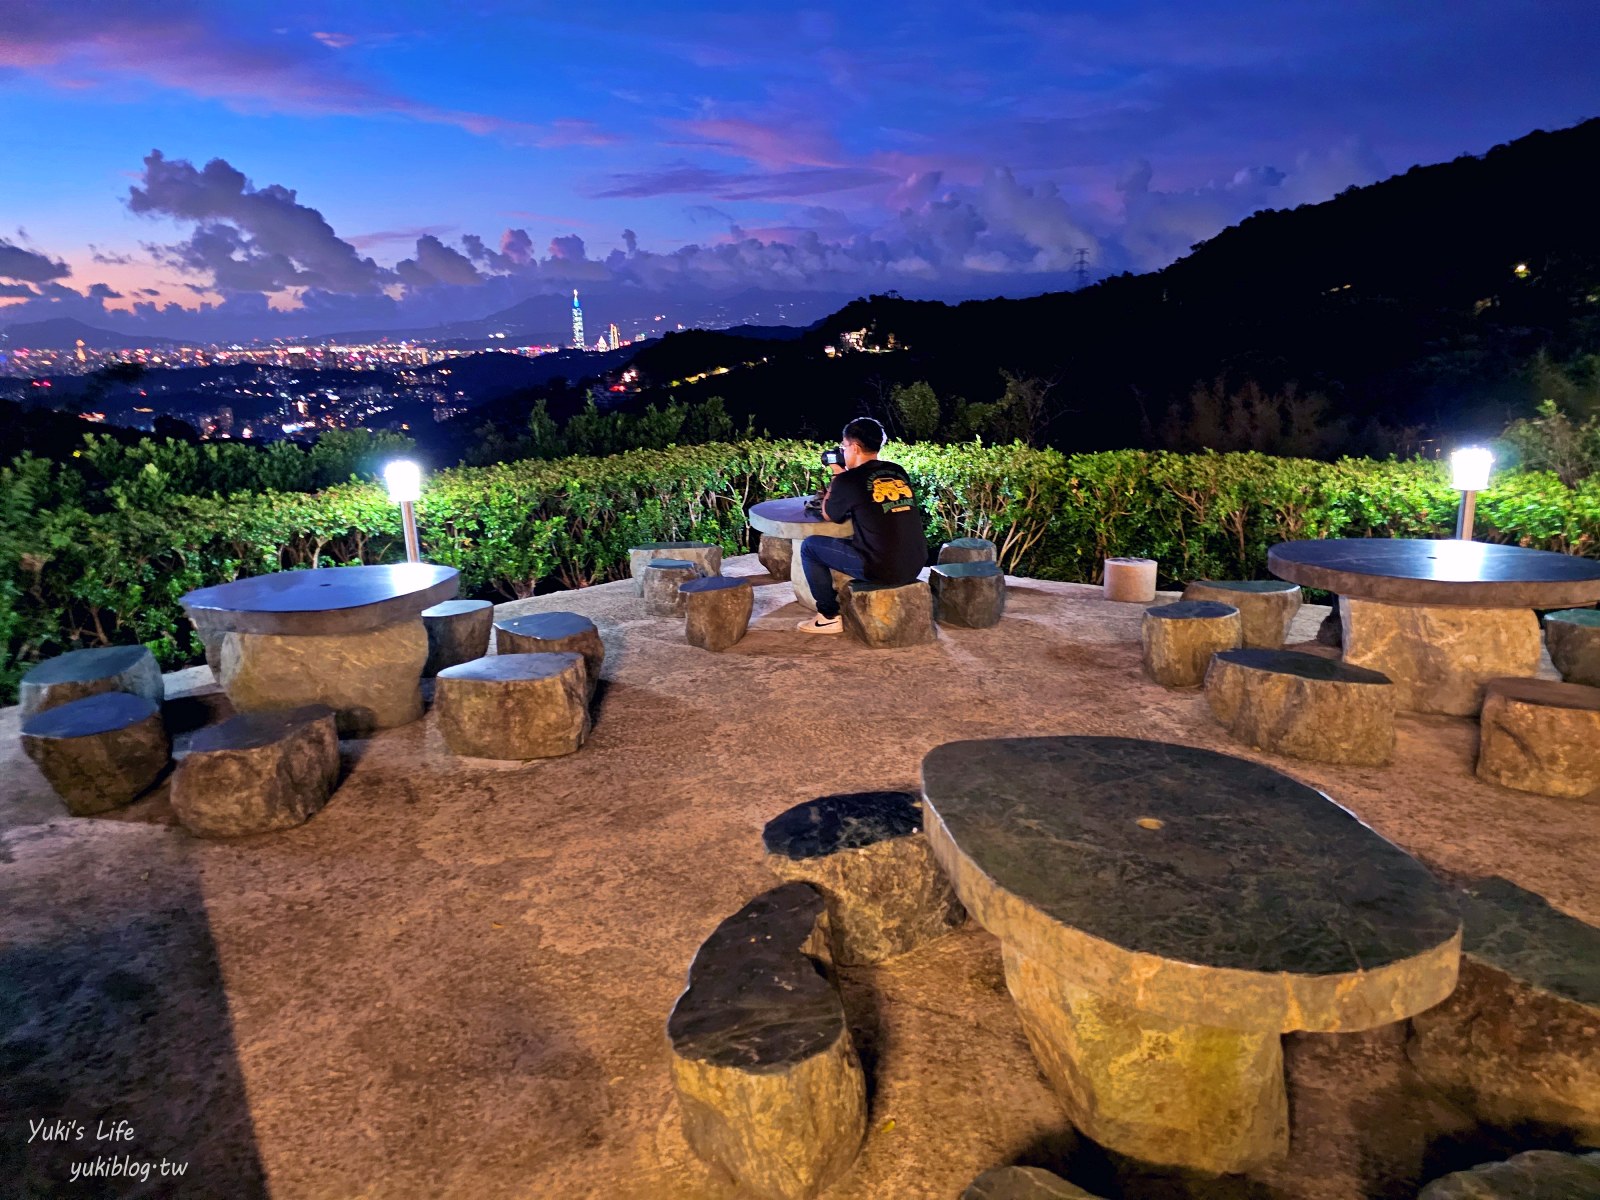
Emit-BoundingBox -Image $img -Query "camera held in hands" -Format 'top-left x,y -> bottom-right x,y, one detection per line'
820,446 -> 845,469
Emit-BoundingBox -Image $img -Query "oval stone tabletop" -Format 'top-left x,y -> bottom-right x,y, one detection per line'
1268,538 -> 1600,608
748,496 -> 854,540
921,736 -> 1462,1032
181,563 -> 460,636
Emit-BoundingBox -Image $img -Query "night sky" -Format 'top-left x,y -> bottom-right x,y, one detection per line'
3,0 -> 1598,338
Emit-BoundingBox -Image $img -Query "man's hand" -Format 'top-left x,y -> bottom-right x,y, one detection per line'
828,463 -> 844,475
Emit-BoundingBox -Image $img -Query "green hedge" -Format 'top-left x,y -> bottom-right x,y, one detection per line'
4,442 -> 1597,702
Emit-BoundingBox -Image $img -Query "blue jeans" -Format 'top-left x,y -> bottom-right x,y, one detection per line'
799,535 -> 866,618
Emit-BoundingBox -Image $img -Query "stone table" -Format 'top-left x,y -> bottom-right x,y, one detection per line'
748,497 -> 854,611
1268,538 -> 1600,715
920,735 -> 1461,1175
181,563 -> 459,735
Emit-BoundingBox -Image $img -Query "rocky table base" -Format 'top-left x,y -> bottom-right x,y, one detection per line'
21,692 -> 170,816
757,534 -> 793,582
171,705 -> 340,838
1005,946 -> 1288,1175
763,791 -> 965,964
220,618 -> 427,736
1182,580 -> 1302,649
667,883 -> 866,1200
1341,597 -> 1540,716
433,652 -> 590,760
1545,607 -> 1600,685
961,1166 -> 1100,1199
1476,676 -> 1600,799
938,537 -> 998,566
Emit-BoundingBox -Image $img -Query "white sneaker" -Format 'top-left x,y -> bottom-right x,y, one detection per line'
797,614 -> 843,634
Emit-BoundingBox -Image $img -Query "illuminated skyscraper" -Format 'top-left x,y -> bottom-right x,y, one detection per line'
571,289 -> 585,350
609,322 -> 621,349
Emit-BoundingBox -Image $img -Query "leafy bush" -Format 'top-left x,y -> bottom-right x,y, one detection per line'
3,441 -> 1596,702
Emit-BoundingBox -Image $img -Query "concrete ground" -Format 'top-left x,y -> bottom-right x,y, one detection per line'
2,555 -> 1594,1200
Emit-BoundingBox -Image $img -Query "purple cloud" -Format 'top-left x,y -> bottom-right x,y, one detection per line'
0,238 -> 71,282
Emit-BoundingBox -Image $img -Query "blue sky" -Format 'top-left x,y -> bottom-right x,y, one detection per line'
2,0 -> 1598,337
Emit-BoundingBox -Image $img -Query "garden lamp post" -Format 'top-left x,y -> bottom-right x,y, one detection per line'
1450,447 -> 1493,541
383,460 -> 423,563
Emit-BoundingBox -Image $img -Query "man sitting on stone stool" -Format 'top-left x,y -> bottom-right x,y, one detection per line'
797,417 -> 926,634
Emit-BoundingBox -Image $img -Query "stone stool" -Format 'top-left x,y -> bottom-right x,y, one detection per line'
931,561 -> 1006,628
642,559 -> 704,617
681,576 -> 753,651
18,644 -> 165,718
171,705 -> 339,838
1205,649 -> 1396,766
667,883 -> 866,1200
1408,876 -> 1599,1142
20,693 -> 169,815
757,533 -> 793,582
841,579 -> 936,648
1182,580 -> 1302,649
938,537 -> 997,565
1546,608 -> 1600,686
421,599 -> 493,677
433,652 -> 590,760
1141,601 -> 1241,686
494,612 -> 605,697
1417,1150 -> 1600,1200
629,541 -> 721,594
1475,677 -> 1600,799
962,1166 -> 1101,1199
763,791 -> 965,964
1102,557 -> 1157,602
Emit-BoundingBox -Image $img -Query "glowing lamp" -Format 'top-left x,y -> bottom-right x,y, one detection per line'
383,460 -> 424,562
1449,447 -> 1493,540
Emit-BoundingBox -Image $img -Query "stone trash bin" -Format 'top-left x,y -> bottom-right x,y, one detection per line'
1103,557 -> 1157,603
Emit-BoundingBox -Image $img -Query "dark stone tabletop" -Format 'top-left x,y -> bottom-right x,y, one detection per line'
633,540 -> 713,550
493,611 -> 597,639
20,644 -> 153,685
1483,675 -> 1600,711
22,691 -> 160,739
668,883 -> 844,1070
436,652 -> 582,683
934,561 -> 1003,579
748,497 -> 854,539
1452,876 -> 1599,1008
763,791 -> 922,860
680,575 -> 749,593
174,705 -> 335,757
181,564 -> 459,636
1191,579 -> 1301,593
1145,600 -> 1237,620
645,558 -> 697,571
943,537 -> 994,550
1268,538 -> 1600,608
1213,647 -> 1392,685
921,736 -> 1459,978
421,598 -> 492,617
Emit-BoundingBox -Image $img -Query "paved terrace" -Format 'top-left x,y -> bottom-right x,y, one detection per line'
2,556 -> 1594,1199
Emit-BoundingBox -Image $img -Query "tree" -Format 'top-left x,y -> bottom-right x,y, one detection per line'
891,381 -> 941,442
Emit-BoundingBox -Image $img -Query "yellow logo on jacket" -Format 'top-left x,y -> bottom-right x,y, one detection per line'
871,477 -> 913,504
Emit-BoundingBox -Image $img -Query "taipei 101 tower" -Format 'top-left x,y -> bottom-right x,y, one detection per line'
571,289 -> 585,349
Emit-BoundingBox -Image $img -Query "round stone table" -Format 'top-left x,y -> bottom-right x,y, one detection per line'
181,564 -> 459,734
747,497 -> 854,610
921,735 -> 1461,1175
1268,539 -> 1600,715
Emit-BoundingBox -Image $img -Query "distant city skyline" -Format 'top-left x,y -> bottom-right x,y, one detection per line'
3,0 -> 1599,340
